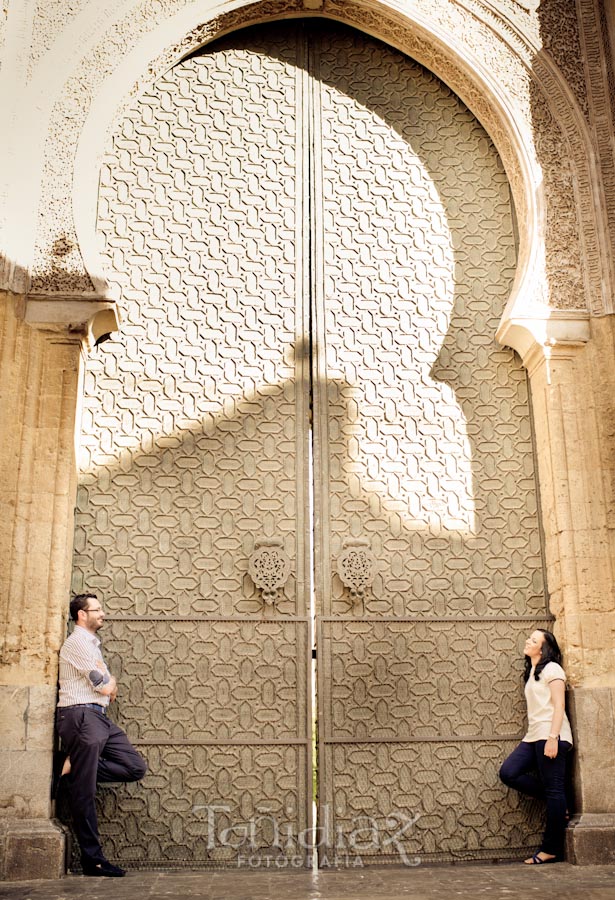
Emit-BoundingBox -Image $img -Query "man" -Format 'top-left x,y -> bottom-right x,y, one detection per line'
56,592 -> 147,877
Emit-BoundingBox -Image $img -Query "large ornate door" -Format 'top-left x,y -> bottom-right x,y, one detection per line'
71,20 -> 549,869
309,24 -> 548,865
74,23 -> 314,868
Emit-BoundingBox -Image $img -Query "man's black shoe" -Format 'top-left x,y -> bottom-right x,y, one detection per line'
81,859 -> 126,877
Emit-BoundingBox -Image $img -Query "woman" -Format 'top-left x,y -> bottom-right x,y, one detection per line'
499,629 -> 573,864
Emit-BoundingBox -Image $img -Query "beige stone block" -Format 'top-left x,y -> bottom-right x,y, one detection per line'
559,467 -> 589,525
584,475 -> 612,532
29,448 -> 59,492
26,685 -> 57,750
568,687 -> 615,814
0,444 -> 21,491
557,554 -> 579,592
580,612 -> 615,655
566,814 -> 615,866
548,357 -> 583,387
580,572 -> 614,614
0,687 -> 28,750
560,528 -> 610,561
0,819 -> 66,880
19,609 -> 66,673
547,586 -> 564,620
0,750 -> 52,820
552,482 -> 577,528
557,613 -> 584,683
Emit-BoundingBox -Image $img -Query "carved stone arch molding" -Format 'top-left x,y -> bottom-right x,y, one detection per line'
15,0 -> 610,354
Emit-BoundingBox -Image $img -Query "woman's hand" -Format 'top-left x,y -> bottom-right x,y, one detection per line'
544,736 -> 559,758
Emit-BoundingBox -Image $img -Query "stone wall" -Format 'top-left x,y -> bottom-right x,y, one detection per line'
519,314 -> 615,864
0,293 -> 82,878
525,315 -> 615,687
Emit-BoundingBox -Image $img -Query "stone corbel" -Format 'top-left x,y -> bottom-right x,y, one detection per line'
22,292 -> 121,350
496,306 -> 590,382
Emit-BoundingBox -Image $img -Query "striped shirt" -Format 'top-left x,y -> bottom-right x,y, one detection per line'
57,625 -> 111,708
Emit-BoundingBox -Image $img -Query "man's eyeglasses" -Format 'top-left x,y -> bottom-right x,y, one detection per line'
85,607 -> 103,613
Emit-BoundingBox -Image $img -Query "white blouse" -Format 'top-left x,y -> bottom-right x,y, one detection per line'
523,661 -> 573,744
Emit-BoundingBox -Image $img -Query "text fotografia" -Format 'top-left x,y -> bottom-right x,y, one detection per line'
238,852 -> 364,868
192,804 -> 421,867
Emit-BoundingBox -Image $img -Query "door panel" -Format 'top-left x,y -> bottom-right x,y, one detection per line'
310,24 -> 548,863
74,25 -> 312,867
71,20 -> 549,870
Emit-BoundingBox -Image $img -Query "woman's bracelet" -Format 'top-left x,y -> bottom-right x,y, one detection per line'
548,733 -> 559,739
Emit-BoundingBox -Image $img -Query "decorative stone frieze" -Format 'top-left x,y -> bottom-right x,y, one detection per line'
0,0 -> 608,313
576,0 -> 615,308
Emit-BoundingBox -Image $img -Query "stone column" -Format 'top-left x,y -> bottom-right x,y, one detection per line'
0,291 -> 119,880
498,310 -> 615,865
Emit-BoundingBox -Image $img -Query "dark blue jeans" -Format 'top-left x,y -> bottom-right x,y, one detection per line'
499,739 -> 572,857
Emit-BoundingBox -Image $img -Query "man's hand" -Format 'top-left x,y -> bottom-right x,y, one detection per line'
102,674 -> 118,700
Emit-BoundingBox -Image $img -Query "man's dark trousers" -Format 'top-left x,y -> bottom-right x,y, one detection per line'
56,705 -> 147,864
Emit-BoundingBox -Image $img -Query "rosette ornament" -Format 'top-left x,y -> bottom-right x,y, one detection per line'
248,538 -> 292,605
336,538 -> 377,600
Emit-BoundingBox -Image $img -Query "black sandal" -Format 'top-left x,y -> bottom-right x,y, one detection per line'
525,853 -> 559,865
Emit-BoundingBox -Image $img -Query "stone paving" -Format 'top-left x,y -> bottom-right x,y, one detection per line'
2,863 -> 615,900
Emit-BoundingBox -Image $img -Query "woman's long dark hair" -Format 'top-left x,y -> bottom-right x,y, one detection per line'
523,629 -> 563,682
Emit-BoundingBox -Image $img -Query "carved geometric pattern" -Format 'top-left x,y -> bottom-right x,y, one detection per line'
312,22 -> 546,619
74,24 -> 308,621
320,0 -> 595,309
320,619 -> 552,741
67,745 -> 308,869
320,742 -> 544,863
102,620 -> 308,742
